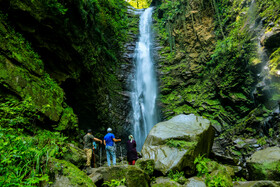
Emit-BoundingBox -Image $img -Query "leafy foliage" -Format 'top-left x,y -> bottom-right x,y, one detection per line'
258,0 -> 280,25
167,170 -> 185,182
126,0 -> 152,9
43,0 -> 68,15
0,97 -> 40,132
257,136 -> 267,146
0,127 -> 69,186
102,178 -> 126,187
194,155 -> 233,187
205,174 -> 233,187
194,154 -> 211,177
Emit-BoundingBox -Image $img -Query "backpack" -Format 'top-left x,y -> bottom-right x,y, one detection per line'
93,141 -> 97,149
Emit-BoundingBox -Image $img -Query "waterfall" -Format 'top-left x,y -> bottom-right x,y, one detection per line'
131,7 -> 159,151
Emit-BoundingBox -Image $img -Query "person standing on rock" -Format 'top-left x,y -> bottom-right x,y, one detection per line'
83,129 -> 102,168
126,135 -> 138,165
103,128 -> 121,166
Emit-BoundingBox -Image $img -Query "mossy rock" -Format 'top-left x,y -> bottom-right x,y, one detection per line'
88,165 -> 150,187
247,147 -> 280,180
44,158 -> 95,187
0,19 -> 79,131
62,143 -> 86,169
151,177 -> 181,187
135,158 -> 155,176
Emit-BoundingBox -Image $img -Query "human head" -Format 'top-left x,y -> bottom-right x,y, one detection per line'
107,128 -> 112,132
129,135 -> 133,140
87,129 -> 92,134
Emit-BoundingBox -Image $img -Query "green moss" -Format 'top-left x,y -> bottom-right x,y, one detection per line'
249,161 -> 280,180
51,158 -> 95,186
166,139 -> 197,150
270,48 -> 280,76
56,107 -> 78,131
136,159 -> 155,176
0,17 -> 43,75
258,0 -> 280,25
229,93 -> 247,101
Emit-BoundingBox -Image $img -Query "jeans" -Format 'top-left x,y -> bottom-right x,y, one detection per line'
106,146 -> 116,166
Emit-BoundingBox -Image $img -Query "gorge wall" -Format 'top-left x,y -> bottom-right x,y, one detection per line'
153,0 -> 280,162
0,0 -> 136,138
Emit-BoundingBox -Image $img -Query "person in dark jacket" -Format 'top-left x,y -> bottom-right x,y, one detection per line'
126,135 -> 138,165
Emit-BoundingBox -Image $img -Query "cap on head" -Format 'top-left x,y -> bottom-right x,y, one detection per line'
87,129 -> 92,133
107,128 -> 112,132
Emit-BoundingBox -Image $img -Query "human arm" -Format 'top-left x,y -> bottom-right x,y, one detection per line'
103,140 -> 106,146
93,137 -> 102,144
113,138 -> 121,142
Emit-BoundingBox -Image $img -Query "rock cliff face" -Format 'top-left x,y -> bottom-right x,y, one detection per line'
153,0 -> 280,165
0,0 -> 135,136
153,0 -> 219,121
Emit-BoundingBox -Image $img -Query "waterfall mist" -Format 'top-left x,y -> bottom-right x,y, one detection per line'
130,7 -> 159,151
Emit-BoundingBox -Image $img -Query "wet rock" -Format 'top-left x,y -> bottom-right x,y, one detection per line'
151,176 -> 206,187
234,180 -> 280,187
212,140 -> 237,165
185,177 -> 206,187
233,138 -> 246,149
244,139 -> 257,144
141,114 -> 214,175
247,147 -> 280,180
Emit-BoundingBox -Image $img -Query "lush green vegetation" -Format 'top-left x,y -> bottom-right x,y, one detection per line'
167,170 -> 185,182
154,0 -> 280,143
102,178 -> 126,187
166,139 -> 196,150
0,127 -> 69,186
194,155 -> 233,187
126,0 -> 152,8
0,0 -> 131,185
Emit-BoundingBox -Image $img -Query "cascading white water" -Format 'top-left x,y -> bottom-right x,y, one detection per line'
131,7 -> 159,151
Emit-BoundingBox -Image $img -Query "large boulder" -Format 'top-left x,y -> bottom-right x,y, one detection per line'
141,114 -> 214,175
88,165 -> 150,187
247,147 -> 280,180
42,158 -> 95,187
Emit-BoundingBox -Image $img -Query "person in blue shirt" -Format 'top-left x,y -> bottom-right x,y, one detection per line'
103,128 -> 121,166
